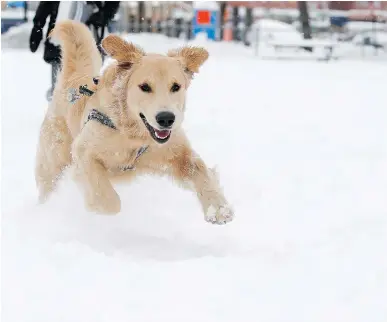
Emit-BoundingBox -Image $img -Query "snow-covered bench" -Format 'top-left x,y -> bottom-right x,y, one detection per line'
267,39 -> 340,61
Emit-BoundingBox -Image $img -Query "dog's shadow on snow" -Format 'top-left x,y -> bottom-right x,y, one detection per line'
85,227 -> 232,261
48,210 -> 233,262
26,175 -> 235,262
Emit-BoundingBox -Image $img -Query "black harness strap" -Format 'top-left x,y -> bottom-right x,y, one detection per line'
85,109 -> 117,130
84,109 -> 149,171
136,146 -> 148,159
119,146 -> 149,171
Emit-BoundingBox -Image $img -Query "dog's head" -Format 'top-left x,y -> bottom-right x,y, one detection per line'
101,35 -> 209,144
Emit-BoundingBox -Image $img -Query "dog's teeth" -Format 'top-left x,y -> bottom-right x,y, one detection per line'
155,131 -> 169,139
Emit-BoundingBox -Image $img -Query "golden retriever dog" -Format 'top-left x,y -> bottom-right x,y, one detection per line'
35,20 -> 234,225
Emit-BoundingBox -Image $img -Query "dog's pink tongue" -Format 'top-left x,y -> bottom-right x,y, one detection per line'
155,129 -> 170,139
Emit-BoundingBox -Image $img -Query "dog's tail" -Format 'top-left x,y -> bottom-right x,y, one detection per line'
49,20 -> 102,80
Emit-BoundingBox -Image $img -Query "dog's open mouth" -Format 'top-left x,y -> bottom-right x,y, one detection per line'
140,113 -> 171,144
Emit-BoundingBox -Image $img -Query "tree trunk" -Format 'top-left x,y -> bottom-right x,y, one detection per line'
219,2 -> 226,41
243,7 -> 253,46
297,1 -> 313,52
232,6 -> 238,41
138,1 -> 145,33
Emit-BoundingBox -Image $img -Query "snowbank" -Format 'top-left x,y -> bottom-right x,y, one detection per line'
346,21 -> 387,33
247,18 -> 303,45
1,21 -> 33,49
2,31 -> 387,322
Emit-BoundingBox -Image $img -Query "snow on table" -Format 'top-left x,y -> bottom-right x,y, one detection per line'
1,34 -> 387,322
267,39 -> 340,47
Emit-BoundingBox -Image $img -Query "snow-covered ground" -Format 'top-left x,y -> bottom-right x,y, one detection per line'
1,32 -> 387,322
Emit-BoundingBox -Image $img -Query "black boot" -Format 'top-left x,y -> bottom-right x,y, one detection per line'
43,39 -> 61,65
29,26 -> 43,52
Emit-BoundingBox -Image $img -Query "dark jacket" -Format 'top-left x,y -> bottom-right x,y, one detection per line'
30,1 -> 120,64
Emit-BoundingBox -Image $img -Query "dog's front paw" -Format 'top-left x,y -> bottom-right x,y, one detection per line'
205,204 -> 234,225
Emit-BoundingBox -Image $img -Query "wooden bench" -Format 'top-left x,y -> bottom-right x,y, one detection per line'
267,39 -> 340,61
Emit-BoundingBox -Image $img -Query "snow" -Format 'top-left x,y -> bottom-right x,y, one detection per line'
292,19 -> 331,30
192,1 -> 219,11
2,30 -> 387,322
248,19 -> 304,44
346,21 -> 387,33
352,31 -> 387,46
268,39 -> 339,46
239,18 -> 387,61
1,21 -> 33,49
253,18 -> 302,32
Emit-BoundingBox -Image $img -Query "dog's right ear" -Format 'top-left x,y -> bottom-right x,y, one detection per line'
168,46 -> 209,74
101,35 -> 144,68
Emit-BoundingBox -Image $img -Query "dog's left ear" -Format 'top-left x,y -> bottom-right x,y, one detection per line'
168,46 -> 209,75
101,35 -> 144,67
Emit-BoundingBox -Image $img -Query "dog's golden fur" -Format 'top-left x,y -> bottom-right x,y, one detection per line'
35,20 -> 234,224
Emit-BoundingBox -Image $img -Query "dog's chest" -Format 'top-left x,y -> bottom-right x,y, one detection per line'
106,145 -> 148,173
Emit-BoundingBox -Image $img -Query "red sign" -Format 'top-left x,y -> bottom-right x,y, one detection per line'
196,10 -> 210,25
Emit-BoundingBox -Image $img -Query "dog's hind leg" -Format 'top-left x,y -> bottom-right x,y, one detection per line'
35,115 -> 72,203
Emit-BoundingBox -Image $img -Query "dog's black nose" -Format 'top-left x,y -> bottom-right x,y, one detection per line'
156,111 -> 175,128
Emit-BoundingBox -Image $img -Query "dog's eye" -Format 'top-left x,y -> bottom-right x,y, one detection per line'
170,83 -> 181,93
139,83 -> 152,93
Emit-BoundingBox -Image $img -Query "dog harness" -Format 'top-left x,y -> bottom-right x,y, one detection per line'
68,82 -> 148,171
68,84 -> 96,104
84,109 -> 148,171
119,146 -> 148,171
86,109 -> 117,130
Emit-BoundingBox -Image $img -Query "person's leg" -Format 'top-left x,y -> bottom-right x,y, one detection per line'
30,2 -> 56,52
42,2 -> 61,102
45,1 -> 83,101
80,2 -> 94,23
46,61 -> 60,101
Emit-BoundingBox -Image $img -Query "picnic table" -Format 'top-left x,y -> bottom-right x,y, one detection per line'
267,39 -> 340,61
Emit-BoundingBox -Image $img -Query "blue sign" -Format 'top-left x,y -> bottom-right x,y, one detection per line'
192,9 -> 219,41
7,1 -> 26,8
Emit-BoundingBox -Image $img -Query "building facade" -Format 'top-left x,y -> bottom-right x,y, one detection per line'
227,1 -> 387,11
